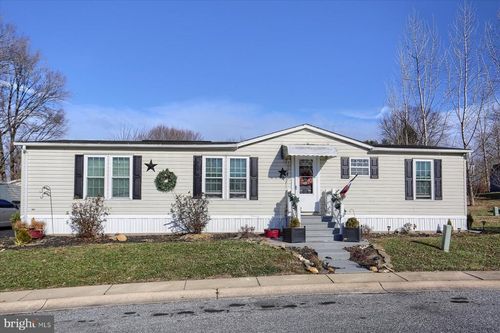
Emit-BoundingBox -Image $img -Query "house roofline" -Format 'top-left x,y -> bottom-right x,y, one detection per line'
14,123 -> 470,154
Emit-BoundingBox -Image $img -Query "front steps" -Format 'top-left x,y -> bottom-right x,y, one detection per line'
296,215 -> 369,273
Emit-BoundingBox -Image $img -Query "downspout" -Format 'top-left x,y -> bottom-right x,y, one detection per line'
21,145 -> 28,221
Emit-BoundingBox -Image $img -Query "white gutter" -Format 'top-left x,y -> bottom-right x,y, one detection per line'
370,147 -> 471,154
14,142 -> 238,149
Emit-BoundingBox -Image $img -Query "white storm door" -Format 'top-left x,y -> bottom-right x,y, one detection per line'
295,157 -> 319,212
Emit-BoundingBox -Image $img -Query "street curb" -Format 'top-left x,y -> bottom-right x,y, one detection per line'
0,280 -> 499,314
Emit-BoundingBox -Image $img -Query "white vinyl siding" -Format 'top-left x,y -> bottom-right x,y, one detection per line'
414,160 -> 433,200
350,158 -> 369,176
22,128 -> 467,220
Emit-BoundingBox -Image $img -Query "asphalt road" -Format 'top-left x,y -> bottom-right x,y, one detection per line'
38,289 -> 499,333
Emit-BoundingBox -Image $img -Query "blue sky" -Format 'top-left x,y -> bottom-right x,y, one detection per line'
0,0 -> 497,141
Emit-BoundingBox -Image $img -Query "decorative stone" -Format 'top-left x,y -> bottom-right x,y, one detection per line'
306,266 -> 319,274
328,267 -> 335,273
369,266 -> 378,272
116,234 -> 127,242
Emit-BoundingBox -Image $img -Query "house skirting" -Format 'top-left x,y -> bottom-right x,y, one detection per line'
27,214 -> 467,235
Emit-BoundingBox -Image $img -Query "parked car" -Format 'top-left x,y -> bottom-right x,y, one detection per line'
0,199 -> 18,227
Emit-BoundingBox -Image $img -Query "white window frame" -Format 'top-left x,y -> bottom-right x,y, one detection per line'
413,159 -> 434,200
201,156 -> 250,200
202,156 -> 225,200
350,157 -> 370,176
227,157 -> 250,200
110,156 -> 133,200
83,155 -> 133,200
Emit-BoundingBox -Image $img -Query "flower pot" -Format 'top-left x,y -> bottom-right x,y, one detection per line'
264,229 -> 280,239
28,229 -> 44,239
342,227 -> 361,242
282,227 -> 306,243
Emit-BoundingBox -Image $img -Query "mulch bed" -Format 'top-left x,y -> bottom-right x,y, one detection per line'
0,232 -> 243,250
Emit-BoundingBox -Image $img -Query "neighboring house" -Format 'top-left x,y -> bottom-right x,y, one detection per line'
491,164 -> 500,192
0,180 -> 21,206
15,124 -> 469,235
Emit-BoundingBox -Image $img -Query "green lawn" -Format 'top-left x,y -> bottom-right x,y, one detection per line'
369,233 -> 500,272
0,240 -> 303,292
469,196 -> 500,232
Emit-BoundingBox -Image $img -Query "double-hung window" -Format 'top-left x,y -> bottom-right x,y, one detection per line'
204,157 -> 224,198
414,160 -> 433,200
202,156 -> 249,199
86,157 -> 105,197
84,156 -> 132,199
350,158 -> 370,176
229,158 -> 248,199
112,157 -> 131,198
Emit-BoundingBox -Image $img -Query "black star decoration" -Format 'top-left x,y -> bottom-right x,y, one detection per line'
278,168 -> 288,179
144,160 -> 158,172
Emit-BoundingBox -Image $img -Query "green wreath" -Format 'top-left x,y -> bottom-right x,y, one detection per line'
155,169 -> 177,192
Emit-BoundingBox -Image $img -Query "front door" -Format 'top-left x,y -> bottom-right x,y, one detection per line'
295,157 -> 319,212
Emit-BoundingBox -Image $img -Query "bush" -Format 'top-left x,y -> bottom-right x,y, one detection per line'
447,219 -> 454,231
466,214 -> 474,230
170,193 -> 210,234
69,197 -> 109,238
290,217 -> 301,228
400,223 -> 413,234
13,220 -> 28,231
15,228 -> 31,246
30,218 -> 45,231
10,212 -> 21,225
238,224 -> 256,238
361,224 -> 372,235
345,217 -> 359,228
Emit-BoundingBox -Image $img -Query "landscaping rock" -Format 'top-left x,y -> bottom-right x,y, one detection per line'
369,266 -> 378,272
306,266 -> 319,274
116,234 -> 127,242
327,266 -> 335,273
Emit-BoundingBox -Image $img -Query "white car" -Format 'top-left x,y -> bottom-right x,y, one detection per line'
0,200 -> 18,228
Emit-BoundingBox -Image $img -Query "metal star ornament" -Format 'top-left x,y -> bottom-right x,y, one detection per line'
278,168 -> 288,179
144,160 -> 158,172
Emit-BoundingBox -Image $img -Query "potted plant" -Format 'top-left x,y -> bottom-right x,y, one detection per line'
343,217 -> 361,242
282,217 -> 306,243
28,218 -> 45,239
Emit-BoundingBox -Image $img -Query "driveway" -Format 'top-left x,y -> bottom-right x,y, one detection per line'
0,227 -> 14,238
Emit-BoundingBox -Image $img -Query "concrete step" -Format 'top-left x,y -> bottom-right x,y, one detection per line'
305,236 -> 335,242
307,230 -> 334,237
302,224 -> 332,231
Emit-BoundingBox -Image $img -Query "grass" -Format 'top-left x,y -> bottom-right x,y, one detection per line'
370,233 -> 500,272
469,196 -> 500,232
0,240 -> 303,292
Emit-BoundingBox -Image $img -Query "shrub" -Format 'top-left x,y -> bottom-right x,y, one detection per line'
238,224 -> 256,238
10,212 -> 21,225
345,217 -> 359,228
361,224 -> 372,235
170,193 -> 210,234
290,217 -> 301,228
13,220 -> 28,231
30,218 -> 45,231
400,223 -> 413,234
69,197 -> 109,238
447,219 -> 454,231
466,214 -> 474,230
15,228 -> 31,246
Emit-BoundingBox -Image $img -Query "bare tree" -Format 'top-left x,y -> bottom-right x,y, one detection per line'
114,124 -> 203,141
446,3 -> 495,204
381,12 -> 448,146
0,21 -> 68,180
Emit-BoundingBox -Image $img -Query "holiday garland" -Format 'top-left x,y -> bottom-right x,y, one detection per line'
155,169 -> 177,192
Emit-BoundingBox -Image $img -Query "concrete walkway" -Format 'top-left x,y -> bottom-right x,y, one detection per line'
0,271 -> 499,314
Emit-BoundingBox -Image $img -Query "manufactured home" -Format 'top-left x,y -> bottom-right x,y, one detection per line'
16,124 -> 469,235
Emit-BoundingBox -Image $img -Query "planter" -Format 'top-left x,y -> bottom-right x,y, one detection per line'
28,229 -> 44,239
264,229 -> 280,239
342,227 -> 361,242
282,227 -> 306,243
